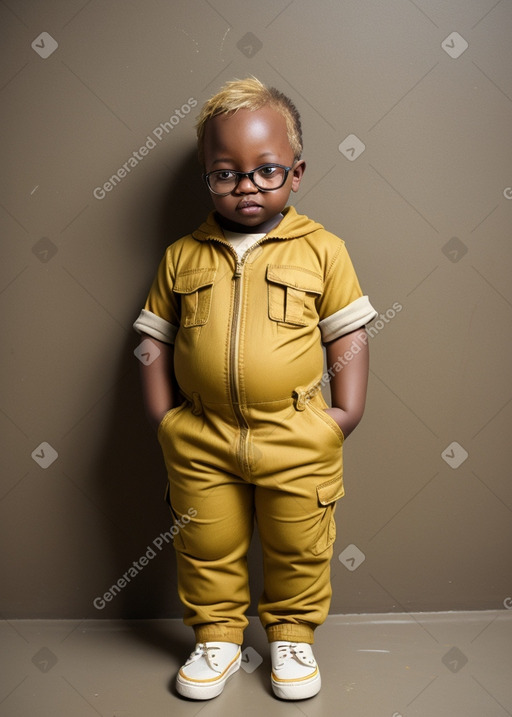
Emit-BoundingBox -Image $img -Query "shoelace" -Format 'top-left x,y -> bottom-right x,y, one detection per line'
187,643 -> 223,671
274,643 -> 316,668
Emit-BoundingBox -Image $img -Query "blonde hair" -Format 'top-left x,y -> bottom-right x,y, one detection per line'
196,77 -> 303,164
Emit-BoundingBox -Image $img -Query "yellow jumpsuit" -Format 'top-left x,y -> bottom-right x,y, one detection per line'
134,206 -> 376,645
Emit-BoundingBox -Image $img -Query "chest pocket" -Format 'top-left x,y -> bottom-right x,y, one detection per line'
267,265 -> 323,326
174,268 -> 216,327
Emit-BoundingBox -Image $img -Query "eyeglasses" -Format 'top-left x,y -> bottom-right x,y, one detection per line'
203,163 -> 293,196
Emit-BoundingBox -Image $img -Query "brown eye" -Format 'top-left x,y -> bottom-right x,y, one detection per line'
259,165 -> 278,177
216,170 -> 236,182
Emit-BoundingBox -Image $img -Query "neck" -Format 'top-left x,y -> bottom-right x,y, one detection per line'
216,212 -> 284,235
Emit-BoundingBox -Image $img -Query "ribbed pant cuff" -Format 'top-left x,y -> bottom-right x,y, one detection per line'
266,623 -> 315,644
194,625 -> 245,645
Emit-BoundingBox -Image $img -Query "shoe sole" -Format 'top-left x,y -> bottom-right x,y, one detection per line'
176,654 -> 241,700
271,670 -> 321,700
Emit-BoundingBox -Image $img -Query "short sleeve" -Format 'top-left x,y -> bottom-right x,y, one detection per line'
133,309 -> 177,344
317,239 -> 377,343
132,248 -> 180,344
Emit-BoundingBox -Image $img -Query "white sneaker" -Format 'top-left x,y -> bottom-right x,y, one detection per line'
176,642 -> 241,700
270,641 -> 321,700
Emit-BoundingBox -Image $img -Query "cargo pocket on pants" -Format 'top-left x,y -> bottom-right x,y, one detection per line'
312,476 -> 344,555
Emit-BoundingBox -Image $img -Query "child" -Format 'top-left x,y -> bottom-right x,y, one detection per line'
134,77 -> 376,701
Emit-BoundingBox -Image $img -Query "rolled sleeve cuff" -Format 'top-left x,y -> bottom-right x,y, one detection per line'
133,309 -> 178,344
320,296 -> 378,343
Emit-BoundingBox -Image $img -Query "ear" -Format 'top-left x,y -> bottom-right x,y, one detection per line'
291,160 -> 306,192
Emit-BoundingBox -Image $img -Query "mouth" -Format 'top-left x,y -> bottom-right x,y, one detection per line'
237,201 -> 262,214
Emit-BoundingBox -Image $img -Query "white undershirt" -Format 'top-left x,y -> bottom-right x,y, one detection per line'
222,230 -> 267,259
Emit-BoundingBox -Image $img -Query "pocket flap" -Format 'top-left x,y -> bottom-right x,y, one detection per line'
174,268 -> 216,294
267,265 -> 323,294
317,476 -> 344,505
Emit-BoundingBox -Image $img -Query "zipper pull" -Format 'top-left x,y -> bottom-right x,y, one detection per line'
233,260 -> 243,278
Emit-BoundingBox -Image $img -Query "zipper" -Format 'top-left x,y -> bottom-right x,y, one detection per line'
228,242 -> 267,474
207,234 -> 275,473
230,257 -> 249,471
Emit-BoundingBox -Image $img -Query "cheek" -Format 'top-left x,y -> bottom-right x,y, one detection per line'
209,194 -> 230,212
209,194 -> 240,220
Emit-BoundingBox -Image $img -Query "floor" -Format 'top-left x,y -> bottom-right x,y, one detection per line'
1,611 -> 511,717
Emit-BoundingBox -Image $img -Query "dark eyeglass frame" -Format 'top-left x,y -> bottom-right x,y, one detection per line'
203,163 -> 294,196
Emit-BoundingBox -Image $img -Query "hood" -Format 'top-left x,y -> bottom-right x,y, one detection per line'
192,206 -> 324,243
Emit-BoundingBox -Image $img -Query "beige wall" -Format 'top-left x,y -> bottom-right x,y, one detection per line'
1,0 -> 511,619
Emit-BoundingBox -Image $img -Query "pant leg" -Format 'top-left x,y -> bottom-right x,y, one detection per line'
249,389 -> 345,644
255,480 -> 341,643
158,400 -> 254,645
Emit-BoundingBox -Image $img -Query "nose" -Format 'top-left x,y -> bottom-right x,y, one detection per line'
235,174 -> 259,193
